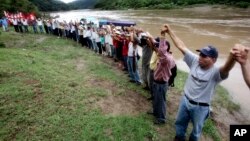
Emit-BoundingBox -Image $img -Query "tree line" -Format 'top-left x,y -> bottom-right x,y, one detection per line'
94,0 -> 250,9
0,0 -> 97,17
0,0 -> 39,17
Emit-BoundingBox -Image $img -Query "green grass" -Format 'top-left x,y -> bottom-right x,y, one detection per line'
0,30 -> 240,140
0,31 -> 155,140
203,119 -> 221,141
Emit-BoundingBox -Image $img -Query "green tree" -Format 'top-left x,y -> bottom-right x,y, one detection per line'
0,0 -> 39,17
94,0 -> 249,9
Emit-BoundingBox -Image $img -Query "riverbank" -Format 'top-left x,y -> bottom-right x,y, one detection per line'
0,30 -> 247,140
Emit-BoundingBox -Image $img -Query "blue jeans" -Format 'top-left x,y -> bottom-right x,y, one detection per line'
152,81 -> 168,122
33,25 -> 38,33
123,56 -> 128,70
175,96 -> 210,141
127,57 -> 140,82
86,37 -> 93,49
92,40 -> 98,52
38,25 -> 44,33
110,45 -> 115,57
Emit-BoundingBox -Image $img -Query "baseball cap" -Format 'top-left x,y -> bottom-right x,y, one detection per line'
196,45 -> 218,58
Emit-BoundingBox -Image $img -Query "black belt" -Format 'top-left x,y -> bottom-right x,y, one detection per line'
154,80 -> 167,84
185,95 -> 209,107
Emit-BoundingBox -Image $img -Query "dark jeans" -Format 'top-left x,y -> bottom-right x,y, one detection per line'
97,42 -> 102,54
123,56 -> 128,70
152,81 -> 168,122
14,25 -> 19,32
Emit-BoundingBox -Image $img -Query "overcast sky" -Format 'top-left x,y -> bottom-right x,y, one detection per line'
59,0 -> 76,3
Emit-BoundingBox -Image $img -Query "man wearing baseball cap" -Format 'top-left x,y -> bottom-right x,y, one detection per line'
163,24 -> 236,141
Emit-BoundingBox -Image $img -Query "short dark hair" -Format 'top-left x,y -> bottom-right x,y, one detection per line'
155,37 -> 171,52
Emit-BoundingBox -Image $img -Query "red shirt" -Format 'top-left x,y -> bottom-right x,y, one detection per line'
122,38 -> 129,56
113,37 -> 117,48
113,35 -> 121,48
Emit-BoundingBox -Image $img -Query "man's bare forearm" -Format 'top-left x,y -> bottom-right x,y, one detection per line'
241,59 -> 250,88
220,53 -> 236,78
165,25 -> 188,55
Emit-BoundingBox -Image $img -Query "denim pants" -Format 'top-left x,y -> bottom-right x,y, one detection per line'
127,57 -> 140,82
152,81 -> 168,122
2,25 -> 8,31
33,26 -> 38,33
38,25 -> 44,33
23,25 -> 29,32
175,96 -> 209,141
110,45 -> 115,57
92,40 -> 98,52
123,56 -> 128,70
86,38 -> 93,49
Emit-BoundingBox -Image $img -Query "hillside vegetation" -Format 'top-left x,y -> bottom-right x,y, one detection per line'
95,0 -> 250,9
1,0 -> 249,17
0,0 -> 97,17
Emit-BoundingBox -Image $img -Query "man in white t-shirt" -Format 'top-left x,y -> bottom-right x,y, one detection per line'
164,24 -> 236,141
37,18 -> 44,33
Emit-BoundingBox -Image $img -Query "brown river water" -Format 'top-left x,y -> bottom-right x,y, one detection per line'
51,6 -> 250,119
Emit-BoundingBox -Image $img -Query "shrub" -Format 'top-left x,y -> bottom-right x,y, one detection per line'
0,42 -> 6,48
235,2 -> 249,8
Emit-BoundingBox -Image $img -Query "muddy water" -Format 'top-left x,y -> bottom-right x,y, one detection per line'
51,7 -> 250,119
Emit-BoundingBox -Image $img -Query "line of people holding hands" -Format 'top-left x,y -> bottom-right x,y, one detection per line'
89,23 -> 250,141
104,24 -> 250,141
4,17 -> 250,140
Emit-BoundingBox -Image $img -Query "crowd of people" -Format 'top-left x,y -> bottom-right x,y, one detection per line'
1,15 -> 250,141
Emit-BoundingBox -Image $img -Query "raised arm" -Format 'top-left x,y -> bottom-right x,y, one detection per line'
241,59 -> 250,88
231,44 -> 250,88
219,52 -> 236,79
145,32 -> 157,52
164,24 -> 189,55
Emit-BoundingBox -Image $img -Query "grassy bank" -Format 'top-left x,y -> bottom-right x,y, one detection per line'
0,30 -> 240,141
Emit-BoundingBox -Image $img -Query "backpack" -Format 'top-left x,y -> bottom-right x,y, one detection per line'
168,65 -> 177,87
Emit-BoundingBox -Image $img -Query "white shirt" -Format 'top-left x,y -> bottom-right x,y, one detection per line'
85,30 -> 92,38
46,21 -> 51,27
12,19 -> 18,25
37,20 -> 43,26
70,25 -> 75,33
128,42 -> 138,57
92,31 -> 99,41
22,19 -> 28,26
78,25 -> 83,35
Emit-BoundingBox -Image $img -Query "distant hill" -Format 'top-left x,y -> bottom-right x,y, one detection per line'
29,0 -> 98,11
28,0 -> 70,11
68,0 -> 98,9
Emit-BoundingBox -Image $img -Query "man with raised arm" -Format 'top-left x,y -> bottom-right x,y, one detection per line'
163,24 -> 236,141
